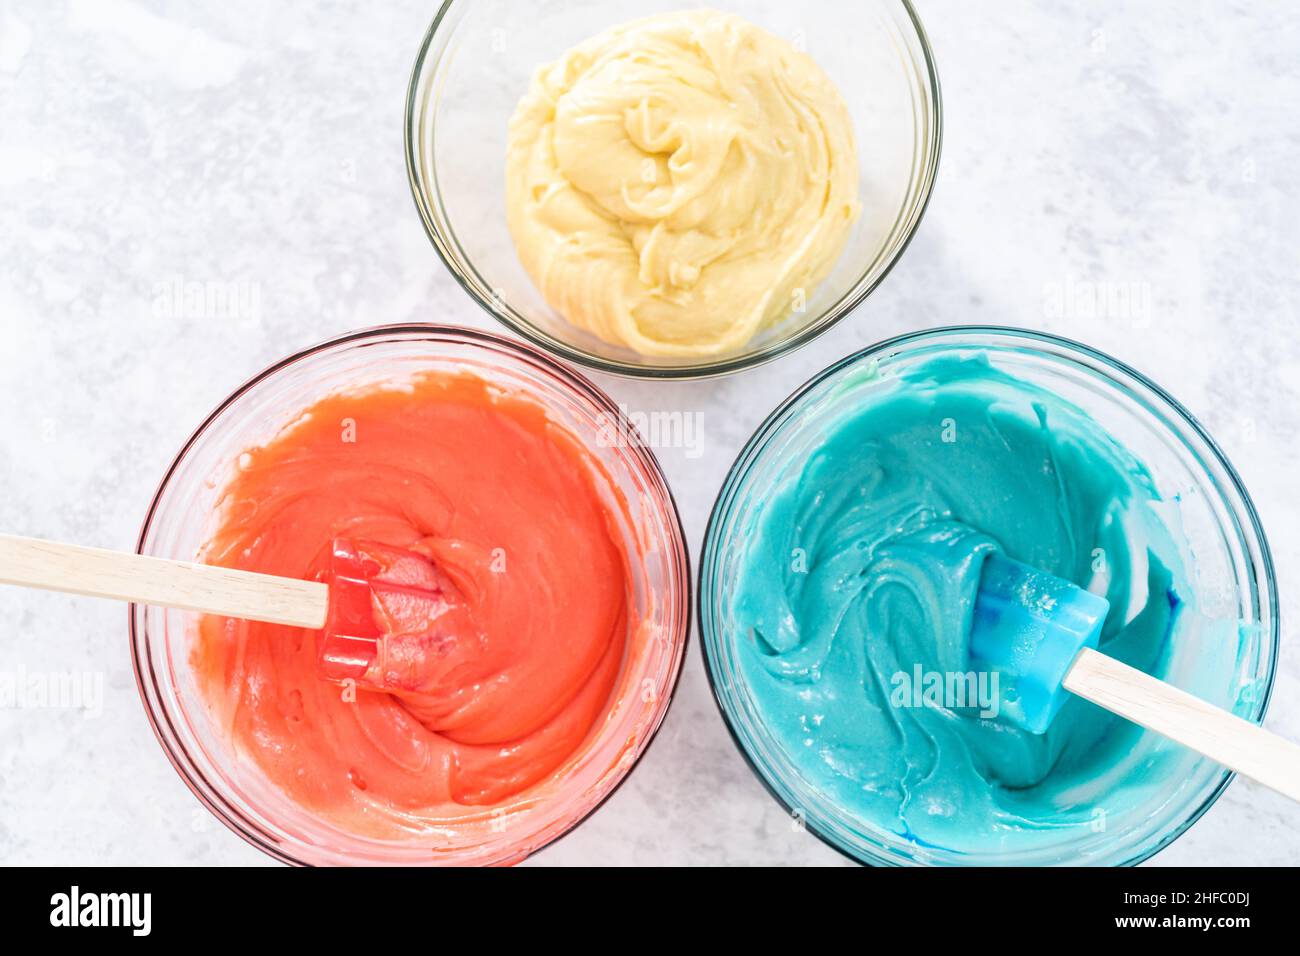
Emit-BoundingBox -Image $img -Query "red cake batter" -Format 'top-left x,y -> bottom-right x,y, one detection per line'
192,371 -> 633,839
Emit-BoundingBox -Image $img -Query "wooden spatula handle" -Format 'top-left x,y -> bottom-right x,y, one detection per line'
0,533 -> 328,629
1065,646 -> 1300,802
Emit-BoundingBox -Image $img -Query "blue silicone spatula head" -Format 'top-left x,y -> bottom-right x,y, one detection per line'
968,553 -> 1110,734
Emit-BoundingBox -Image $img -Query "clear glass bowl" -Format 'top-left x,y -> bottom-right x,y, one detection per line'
405,0 -> 942,378
130,326 -> 691,865
699,326 -> 1279,866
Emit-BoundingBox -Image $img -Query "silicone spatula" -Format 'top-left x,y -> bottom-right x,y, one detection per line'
968,552 -> 1300,802
0,532 -> 459,688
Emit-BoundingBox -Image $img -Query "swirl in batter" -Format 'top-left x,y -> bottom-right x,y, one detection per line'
505,9 -> 860,357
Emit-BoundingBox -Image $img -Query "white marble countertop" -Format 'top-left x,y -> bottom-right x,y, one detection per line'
1,0 -> 1297,866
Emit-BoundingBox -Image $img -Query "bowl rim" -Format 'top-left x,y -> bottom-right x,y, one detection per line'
129,322 -> 694,866
403,0 -> 945,380
696,323 -> 1280,866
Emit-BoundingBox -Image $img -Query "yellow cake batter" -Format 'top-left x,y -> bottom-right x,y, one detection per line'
505,9 -> 861,358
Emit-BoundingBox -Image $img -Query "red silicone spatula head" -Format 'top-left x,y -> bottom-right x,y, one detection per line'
318,537 -> 468,691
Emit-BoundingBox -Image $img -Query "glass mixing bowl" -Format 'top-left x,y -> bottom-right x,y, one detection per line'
405,0 -> 942,378
699,326 -> 1278,865
131,326 -> 691,865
